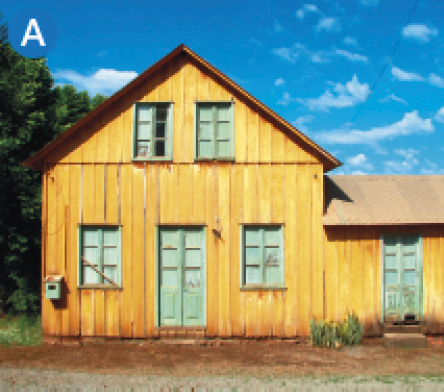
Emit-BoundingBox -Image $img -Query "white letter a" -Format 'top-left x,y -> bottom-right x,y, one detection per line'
21,19 -> 46,46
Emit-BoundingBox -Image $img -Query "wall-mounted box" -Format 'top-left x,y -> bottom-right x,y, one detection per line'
44,275 -> 63,300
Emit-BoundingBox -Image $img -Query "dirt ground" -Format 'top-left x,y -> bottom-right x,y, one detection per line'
1,337 -> 443,378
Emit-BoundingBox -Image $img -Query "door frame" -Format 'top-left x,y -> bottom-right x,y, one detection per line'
380,233 -> 423,323
155,225 -> 207,328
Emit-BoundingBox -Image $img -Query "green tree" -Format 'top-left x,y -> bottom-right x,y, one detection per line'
0,15 -> 58,314
0,14 -> 108,314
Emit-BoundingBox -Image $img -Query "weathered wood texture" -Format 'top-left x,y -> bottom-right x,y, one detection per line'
324,226 -> 444,336
43,163 -> 324,338
44,57 -> 321,165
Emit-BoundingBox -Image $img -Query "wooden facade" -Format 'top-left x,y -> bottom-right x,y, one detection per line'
24,45 -> 444,340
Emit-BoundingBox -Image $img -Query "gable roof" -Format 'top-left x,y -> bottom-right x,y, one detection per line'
323,175 -> 444,226
22,44 -> 341,172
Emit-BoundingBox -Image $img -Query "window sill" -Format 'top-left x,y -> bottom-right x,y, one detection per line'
132,157 -> 173,162
78,284 -> 123,290
240,286 -> 287,291
195,157 -> 235,162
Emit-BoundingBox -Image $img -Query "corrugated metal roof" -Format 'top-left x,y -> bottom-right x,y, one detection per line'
323,175 -> 444,225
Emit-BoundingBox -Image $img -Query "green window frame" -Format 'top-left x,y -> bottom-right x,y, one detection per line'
132,102 -> 173,161
240,225 -> 284,288
195,102 -> 234,160
77,226 -> 121,287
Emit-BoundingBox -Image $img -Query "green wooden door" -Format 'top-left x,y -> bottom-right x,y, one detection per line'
159,227 -> 205,326
383,235 -> 422,323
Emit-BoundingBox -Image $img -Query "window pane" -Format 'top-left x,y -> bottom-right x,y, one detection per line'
83,229 -> 98,246
154,140 -> 165,156
245,266 -> 260,284
137,106 -> 151,122
245,246 -> 260,266
184,269 -> 201,288
198,140 -> 213,157
385,254 -> 397,270
264,227 -> 281,245
199,105 -> 213,121
245,228 -> 260,246
83,266 -> 99,284
185,249 -> 201,268
198,122 -> 213,140
103,229 -> 118,247
103,266 -> 117,285
264,247 -> 280,267
137,123 -> 151,140
103,247 -> 118,266
216,140 -> 230,157
137,141 -> 151,157
156,106 -> 168,121
83,246 -> 99,266
216,122 -> 230,139
156,122 -> 166,138
264,265 -> 281,284
216,104 -> 231,121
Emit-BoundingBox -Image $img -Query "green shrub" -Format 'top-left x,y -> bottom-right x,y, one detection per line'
310,311 -> 363,348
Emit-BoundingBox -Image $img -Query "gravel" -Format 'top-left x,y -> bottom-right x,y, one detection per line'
1,368 -> 444,391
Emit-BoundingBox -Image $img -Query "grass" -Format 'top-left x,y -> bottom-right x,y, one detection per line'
0,313 -> 43,346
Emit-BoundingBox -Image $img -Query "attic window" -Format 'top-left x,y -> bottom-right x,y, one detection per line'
196,102 -> 234,160
133,103 -> 172,160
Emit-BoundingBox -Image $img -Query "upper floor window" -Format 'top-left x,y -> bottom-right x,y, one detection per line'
133,102 -> 172,160
196,102 -> 234,160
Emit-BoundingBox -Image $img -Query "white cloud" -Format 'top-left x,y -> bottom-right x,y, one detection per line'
272,44 -> 368,65
272,47 -> 299,63
275,19 -> 283,33
346,153 -> 374,170
277,92 -> 297,105
378,93 -> 408,105
292,114 -> 314,133
335,49 -> 368,63
315,17 -> 341,33
402,24 -> 438,43
435,107 -> 444,123
272,43 -> 331,64
296,4 -> 319,19
429,73 -> 444,88
275,77 -> 285,86
384,148 -> 420,173
420,159 -> 444,174
54,68 -> 138,96
358,0 -> 379,6
391,66 -> 424,82
342,36 -> 359,47
299,74 -> 370,112
315,111 -> 434,145
97,50 -> 108,57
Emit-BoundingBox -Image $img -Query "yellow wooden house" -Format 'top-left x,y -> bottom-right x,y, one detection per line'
23,45 -> 444,341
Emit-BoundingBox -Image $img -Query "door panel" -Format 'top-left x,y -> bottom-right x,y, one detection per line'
182,228 -> 204,326
159,228 -> 181,326
383,235 -> 421,323
159,227 -> 205,327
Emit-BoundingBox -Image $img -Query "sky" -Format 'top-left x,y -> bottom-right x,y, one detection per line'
4,0 -> 444,174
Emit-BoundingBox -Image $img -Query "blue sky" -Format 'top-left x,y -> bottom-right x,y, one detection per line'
5,0 -> 444,174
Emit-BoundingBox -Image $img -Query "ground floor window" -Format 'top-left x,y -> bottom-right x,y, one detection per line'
78,226 -> 121,286
241,225 -> 284,287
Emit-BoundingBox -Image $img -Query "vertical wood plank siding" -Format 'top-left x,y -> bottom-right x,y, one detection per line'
41,55 -> 444,339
